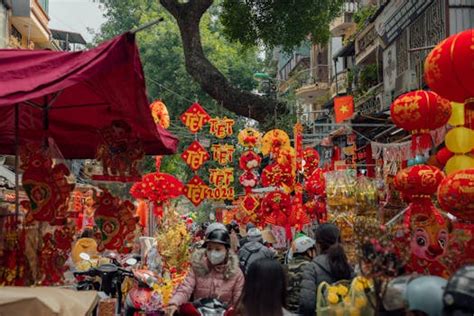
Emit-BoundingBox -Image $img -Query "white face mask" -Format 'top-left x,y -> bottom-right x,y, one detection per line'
207,250 -> 226,265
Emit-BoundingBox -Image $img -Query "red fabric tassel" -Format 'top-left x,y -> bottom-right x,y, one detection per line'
411,133 -> 432,152
465,101 -> 474,130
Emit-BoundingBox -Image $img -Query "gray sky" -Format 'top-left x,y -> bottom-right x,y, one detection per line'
48,0 -> 105,43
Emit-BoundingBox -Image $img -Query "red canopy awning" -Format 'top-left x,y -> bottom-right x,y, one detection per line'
0,32 -> 178,159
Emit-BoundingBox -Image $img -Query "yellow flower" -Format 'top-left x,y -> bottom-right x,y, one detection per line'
328,292 -> 340,305
337,284 -> 349,296
343,296 -> 352,305
354,297 -> 367,308
353,281 -> 364,292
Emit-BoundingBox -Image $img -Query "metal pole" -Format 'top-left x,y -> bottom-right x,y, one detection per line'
14,104 -> 19,220
130,18 -> 164,34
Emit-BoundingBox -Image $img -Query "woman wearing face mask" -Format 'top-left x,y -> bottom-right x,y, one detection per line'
166,228 -> 244,315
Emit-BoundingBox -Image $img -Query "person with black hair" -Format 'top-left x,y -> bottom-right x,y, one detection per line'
443,264 -> 474,316
238,258 -> 295,316
166,227 -> 244,315
299,223 -> 354,316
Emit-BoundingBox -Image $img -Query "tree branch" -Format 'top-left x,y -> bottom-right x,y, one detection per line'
159,0 -> 287,123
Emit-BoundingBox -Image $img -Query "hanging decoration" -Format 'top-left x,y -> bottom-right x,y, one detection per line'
438,168 -> 474,222
150,100 -> 170,129
424,29 -> 474,129
94,190 -> 139,253
208,167 -> 235,201
239,151 -> 262,171
442,102 -> 474,174
261,162 -> 295,192
94,120 -> 145,181
211,144 -> 235,165
239,171 -> 259,193
0,217 -> 27,286
130,172 -> 184,217
303,148 -> 321,178
183,175 -> 209,207
209,117 -> 235,139
393,165 -> 450,276
180,102 -> 211,133
261,129 -> 291,156
390,90 -> 451,151
181,141 -> 210,171
20,143 -> 75,225
237,127 -> 261,148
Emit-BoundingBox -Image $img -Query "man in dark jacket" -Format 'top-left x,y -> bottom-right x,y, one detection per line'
286,236 -> 316,313
238,227 -> 274,274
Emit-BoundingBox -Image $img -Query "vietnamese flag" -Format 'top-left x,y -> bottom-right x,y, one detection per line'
334,96 -> 354,123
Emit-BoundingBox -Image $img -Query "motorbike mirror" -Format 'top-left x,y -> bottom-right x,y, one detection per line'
79,252 -> 91,261
125,258 -> 137,266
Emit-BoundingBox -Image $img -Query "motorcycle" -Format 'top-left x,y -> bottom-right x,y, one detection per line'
180,298 -> 235,316
124,269 -> 163,316
74,252 -> 135,314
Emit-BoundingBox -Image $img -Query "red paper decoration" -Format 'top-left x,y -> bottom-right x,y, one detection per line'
390,90 -> 451,151
305,168 -> 325,196
183,175 -> 209,207
239,171 -> 259,192
20,144 -> 75,225
438,168 -> 474,222
209,117 -> 235,138
150,100 -> 170,129
303,148 -> 320,178
260,191 -> 291,216
211,144 -> 235,165
95,120 -> 144,180
94,190 -> 138,253
181,141 -> 210,171
261,163 -> 295,190
241,194 -> 260,213
239,151 -> 262,171
180,102 -> 211,133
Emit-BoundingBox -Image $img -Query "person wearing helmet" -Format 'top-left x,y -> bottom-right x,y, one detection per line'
166,227 -> 244,315
238,227 -> 275,274
406,275 -> 447,316
239,222 -> 257,247
443,265 -> 474,316
285,236 -> 316,314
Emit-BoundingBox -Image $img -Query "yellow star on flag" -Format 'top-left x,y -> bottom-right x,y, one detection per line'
340,105 -> 349,113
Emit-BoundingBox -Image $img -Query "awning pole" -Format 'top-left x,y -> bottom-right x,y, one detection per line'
14,103 -> 19,220
131,18 -> 164,34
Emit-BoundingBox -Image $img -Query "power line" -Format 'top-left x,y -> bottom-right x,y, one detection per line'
148,78 -> 196,104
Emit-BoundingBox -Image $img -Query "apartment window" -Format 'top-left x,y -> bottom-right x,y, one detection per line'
38,0 -> 49,14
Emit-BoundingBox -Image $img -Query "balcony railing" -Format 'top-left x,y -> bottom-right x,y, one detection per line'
330,1 -> 358,36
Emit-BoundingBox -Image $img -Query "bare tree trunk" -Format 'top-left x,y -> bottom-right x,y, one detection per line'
159,0 -> 287,123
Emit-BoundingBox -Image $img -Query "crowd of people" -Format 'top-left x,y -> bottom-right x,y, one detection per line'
163,222 -> 474,316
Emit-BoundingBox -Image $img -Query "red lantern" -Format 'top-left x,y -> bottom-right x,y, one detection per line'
394,165 -> 445,202
437,168 -> 474,222
390,90 -> 451,151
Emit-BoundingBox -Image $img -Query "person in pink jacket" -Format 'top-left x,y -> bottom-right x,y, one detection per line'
166,227 -> 244,315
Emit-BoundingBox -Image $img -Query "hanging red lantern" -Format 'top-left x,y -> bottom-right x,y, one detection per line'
424,29 -> 474,128
390,90 -> 451,151
437,168 -> 474,222
394,165 -> 445,202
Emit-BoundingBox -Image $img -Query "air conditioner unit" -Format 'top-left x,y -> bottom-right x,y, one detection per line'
394,70 -> 417,97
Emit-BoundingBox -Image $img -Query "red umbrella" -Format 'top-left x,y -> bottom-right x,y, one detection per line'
0,33 -> 178,158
